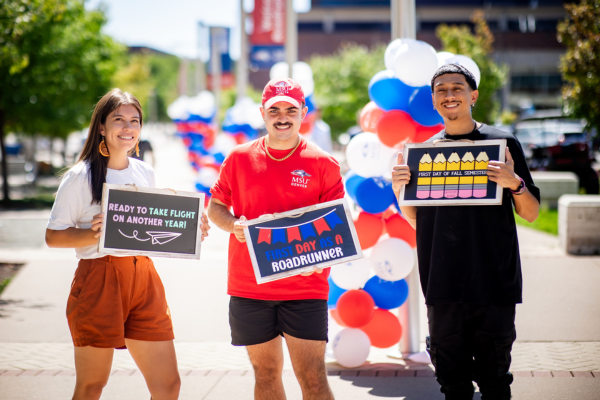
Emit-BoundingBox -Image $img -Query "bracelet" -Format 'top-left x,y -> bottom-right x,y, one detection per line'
510,176 -> 526,195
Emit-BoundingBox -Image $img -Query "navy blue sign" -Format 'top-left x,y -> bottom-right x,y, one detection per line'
244,200 -> 362,284
250,45 -> 285,70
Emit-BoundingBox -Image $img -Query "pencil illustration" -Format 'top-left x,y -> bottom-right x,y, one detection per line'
459,152 -> 475,198
430,152 -> 447,199
417,152 -> 432,199
444,152 -> 460,198
473,151 -> 489,198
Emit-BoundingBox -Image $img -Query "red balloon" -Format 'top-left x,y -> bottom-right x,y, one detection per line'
329,309 -> 347,327
414,123 -> 444,143
360,308 -> 402,348
360,101 -> 385,133
337,290 -> 375,328
299,113 -> 315,134
385,213 -> 416,248
376,110 -> 416,148
354,212 -> 384,250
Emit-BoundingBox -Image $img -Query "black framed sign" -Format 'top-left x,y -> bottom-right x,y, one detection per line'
242,199 -> 363,284
399,139 -> 507,206
98,184 -> 204,259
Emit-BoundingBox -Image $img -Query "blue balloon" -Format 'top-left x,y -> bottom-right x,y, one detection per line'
305,94 -> 316,114
327,276 -> 346,309
368,70 -> 414,112
363,276 -> 409,310
408,85 -> 444,126
355,177 -> 396,214
195,182 -> 212,193
344,170 -> 366,204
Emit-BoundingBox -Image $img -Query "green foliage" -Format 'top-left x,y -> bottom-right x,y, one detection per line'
557,0 -> 600,135
0,0 -> 124,138
0,278 -> 12,295
436,11 -> 508,125
514,207 -> 558,236
309,43 -> 386,138
113,52 -> 181,122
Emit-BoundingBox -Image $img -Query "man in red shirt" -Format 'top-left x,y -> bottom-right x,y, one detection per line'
208,78 -> 343,399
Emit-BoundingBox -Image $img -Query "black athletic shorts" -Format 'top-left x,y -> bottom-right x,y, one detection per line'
229,296 -> 329,346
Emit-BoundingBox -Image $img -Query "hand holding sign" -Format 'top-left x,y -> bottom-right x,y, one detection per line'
487,147 -> 521,191
391,151 -> 411,197
200,212 -> 211,241
91,213 -> 104,239
233,216 -> 247,243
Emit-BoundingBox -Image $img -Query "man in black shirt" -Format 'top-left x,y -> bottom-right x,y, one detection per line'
392,64 -> 540,400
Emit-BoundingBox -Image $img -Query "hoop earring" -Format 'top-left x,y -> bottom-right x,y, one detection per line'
135,141 -> 140,157
99,139 -> 110,157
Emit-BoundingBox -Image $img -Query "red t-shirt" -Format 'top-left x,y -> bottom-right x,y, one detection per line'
210,137 -> 345,300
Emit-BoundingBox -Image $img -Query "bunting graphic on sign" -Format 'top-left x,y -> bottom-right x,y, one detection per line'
256,209 -> 344,245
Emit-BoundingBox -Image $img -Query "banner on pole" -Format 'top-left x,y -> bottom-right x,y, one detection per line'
251,0 -> 286,45
209,26 -> 232,73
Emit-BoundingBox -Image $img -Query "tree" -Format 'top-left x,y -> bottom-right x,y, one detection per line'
436,10 -> 508,125
310,43 -> 385,139
557,0 -> 600,135
0,0 -> 123,203
113,52 -> 181,122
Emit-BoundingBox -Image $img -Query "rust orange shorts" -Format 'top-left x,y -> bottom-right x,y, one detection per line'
67,255 -> 174,348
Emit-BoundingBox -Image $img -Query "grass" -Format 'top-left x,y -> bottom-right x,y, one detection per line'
514,206 -> 558,236
0,193 -> 56,210
0,278 -> 12,295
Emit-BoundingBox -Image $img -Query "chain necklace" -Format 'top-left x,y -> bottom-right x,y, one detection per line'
263,135 -> 302,162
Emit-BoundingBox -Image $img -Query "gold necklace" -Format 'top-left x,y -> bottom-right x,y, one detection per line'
263,136 -> 302,162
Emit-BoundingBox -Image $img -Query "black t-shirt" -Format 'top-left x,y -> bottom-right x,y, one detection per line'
415,124 -> 540,305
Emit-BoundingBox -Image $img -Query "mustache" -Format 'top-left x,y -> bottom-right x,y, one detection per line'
274,122 -> 293,127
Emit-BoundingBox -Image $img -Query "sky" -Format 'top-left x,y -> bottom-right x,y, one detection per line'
86,0 -> 311,60
86,0 -> 242,59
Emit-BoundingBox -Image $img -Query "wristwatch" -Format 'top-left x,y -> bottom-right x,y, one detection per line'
510,176 -> 526,195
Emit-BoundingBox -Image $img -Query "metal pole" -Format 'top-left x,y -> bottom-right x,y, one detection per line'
237,0 -> 248,99
391,0 -> 416,40
210,27 -> 222,131
391,0 -> 421,356
285,0 -> 297,78
196,22 -> 207,94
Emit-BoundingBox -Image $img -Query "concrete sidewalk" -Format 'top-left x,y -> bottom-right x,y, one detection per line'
1,132 -> 600,399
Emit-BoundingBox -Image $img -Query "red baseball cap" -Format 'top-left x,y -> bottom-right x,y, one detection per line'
262,78 -> 305,109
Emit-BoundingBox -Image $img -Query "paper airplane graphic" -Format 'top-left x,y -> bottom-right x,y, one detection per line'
146,231 -> 182,245
119,229 -> 182,245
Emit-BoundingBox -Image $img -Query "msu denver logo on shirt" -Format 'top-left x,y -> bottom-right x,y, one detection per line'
291,170 -> 311,188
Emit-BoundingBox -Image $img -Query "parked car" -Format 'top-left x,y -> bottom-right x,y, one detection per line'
514,115 -> 599,194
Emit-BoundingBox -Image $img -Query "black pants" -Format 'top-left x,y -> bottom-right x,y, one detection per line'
427,303 -> 516,400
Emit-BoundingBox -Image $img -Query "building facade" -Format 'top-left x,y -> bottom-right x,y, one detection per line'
250,0 -> 567,113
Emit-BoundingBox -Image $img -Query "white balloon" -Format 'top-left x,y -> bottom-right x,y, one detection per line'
384,38 -> 415,71
389,40 -> 439,87
197,167 -> 219,188
345,132 -> 398,178
333,328 -> 371,368
293,61 -> 313,80
212,134 -> 238,156
382,149 -> 401,181
188,91 -> 216,118
330,258 -> 372,290
167,96 -> 191,120
270,61 -> 289,79
444,55 -> 481,87
229,96 -> 264,129
436,51 -> 454,68
370,238 -> 415,282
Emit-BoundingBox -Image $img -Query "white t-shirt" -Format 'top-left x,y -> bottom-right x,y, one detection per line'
47,158 -> 156,259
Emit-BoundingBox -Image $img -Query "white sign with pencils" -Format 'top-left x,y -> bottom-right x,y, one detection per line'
398,140 -> 507,206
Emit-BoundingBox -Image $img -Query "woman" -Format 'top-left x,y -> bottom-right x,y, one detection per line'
46,88 -> 209,400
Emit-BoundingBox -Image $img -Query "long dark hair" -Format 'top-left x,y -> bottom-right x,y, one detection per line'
78,88 -> 143,204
